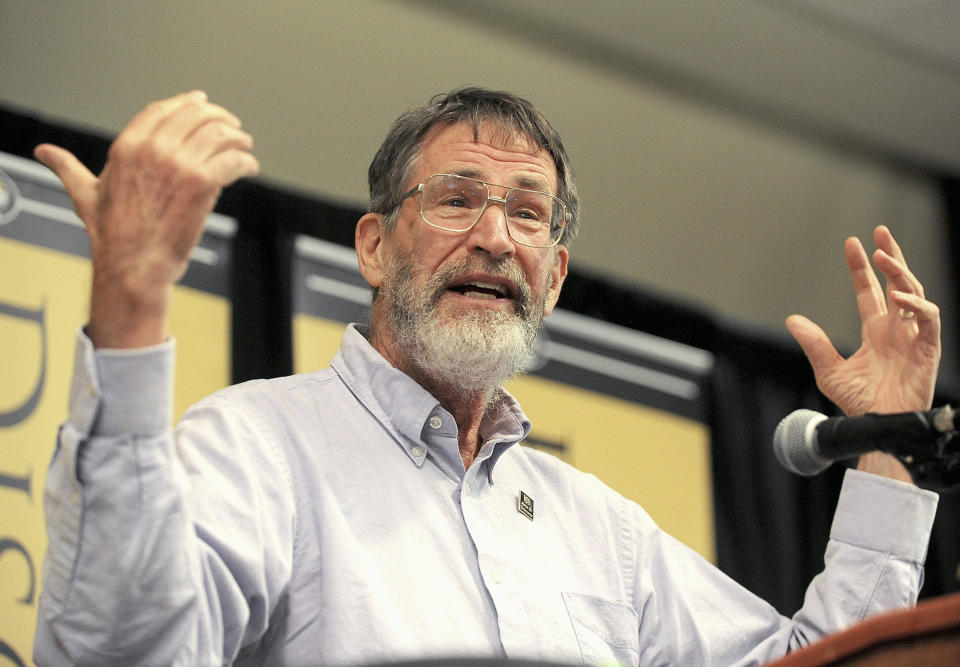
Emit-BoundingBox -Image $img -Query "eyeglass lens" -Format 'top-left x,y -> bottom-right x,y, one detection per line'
420,174 -> 563,246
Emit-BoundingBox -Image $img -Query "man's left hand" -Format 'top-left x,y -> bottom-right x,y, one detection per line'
786,225 -> 941,482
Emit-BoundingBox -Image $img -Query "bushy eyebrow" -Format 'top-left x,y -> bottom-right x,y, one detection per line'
450,168 -> 550,194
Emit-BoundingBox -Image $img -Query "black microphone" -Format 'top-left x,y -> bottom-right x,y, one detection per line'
773,407 -> 960,476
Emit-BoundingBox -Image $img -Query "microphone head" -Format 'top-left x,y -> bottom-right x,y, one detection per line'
773,409 -> 831,476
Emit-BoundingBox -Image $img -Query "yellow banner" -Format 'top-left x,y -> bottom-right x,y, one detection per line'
0,237 -> 230,666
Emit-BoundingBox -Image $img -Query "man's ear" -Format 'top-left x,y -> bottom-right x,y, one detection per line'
356,212 -> 385,288
543,245 -> 569,317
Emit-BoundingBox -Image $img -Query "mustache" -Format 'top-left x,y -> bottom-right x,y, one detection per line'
425,255 -> 533,318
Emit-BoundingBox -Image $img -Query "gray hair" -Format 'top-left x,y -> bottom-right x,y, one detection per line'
367,87 -> 580,246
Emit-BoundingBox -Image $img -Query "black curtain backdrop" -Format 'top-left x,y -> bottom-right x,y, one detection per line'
3,103 -> 958,616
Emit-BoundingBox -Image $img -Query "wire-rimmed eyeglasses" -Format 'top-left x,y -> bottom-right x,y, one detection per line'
395,173 -> 569,248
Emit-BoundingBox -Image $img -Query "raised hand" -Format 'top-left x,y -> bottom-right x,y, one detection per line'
34,91 -> 260,348
786,226 -> 941,482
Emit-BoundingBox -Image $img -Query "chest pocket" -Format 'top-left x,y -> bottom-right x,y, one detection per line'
562,591 -> 639,666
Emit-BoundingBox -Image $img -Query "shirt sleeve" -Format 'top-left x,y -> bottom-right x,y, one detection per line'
34,328 -> 295,666
785,469 -> 938,648
630,467 -> 938,665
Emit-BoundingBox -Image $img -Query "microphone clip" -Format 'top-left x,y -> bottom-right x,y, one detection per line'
896,406 -> 960,492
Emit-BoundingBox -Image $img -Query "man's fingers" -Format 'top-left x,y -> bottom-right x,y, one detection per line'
154,98 -> 243,152
845,236 -> 887,320
33,144 -> 97,216
873,225 -> 926,297
124,90 -> 210,139
34,143 -> 95,188
872,226 -> 925,301
785,314 -> 842,377
874,225 -> 907,265
204,149 -> 261,187
109,92 -> 253,192
182,123 -> 254,166
890,290 -> 941,351
874,249 -> 925,299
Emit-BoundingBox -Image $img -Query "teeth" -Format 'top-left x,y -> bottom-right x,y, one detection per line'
466,281 -> 507,296
463,290 -> 496,300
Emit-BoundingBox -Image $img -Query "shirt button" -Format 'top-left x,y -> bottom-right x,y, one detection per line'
463,482 -> 471,496
490,571 -> 503,584
411,446 -> 424,458
429,415 -> 443,429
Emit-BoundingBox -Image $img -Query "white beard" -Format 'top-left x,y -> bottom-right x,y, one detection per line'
380,254 -> 547,396
401,307 -> 539,395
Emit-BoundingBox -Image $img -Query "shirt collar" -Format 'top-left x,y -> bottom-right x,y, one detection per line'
331,324 -> 531,475
478,390 -> 532,476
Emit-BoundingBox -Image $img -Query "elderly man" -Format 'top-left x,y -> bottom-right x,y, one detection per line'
33,88 -> 939,666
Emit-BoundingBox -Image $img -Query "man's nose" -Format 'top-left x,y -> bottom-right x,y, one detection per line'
468,198 -> 515,257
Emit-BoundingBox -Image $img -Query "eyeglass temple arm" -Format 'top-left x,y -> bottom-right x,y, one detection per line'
384,183 -> 425,214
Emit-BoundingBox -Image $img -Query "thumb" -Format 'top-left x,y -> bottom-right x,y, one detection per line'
785,314 -> 842,378
34,144 -> 97,217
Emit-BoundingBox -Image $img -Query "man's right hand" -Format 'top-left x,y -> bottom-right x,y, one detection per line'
34,91 -> 260,349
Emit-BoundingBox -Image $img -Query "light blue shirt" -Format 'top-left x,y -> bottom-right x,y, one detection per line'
35,325 -> 938,666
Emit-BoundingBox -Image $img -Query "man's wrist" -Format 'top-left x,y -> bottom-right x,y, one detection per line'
855,451 -> 916,485
88,277 -> 172,349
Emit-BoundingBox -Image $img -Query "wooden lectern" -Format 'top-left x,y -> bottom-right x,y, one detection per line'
764,592 -> 960,666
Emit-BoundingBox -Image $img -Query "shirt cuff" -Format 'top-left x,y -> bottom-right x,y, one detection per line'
830,468 -> 939,563
68,327 -> 175,437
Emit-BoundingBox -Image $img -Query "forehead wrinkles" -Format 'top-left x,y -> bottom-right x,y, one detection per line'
445,141 -> 551,169
416,122 -> 557,191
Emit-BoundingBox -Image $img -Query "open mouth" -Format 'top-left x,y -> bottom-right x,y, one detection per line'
447,280 -> 513,301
